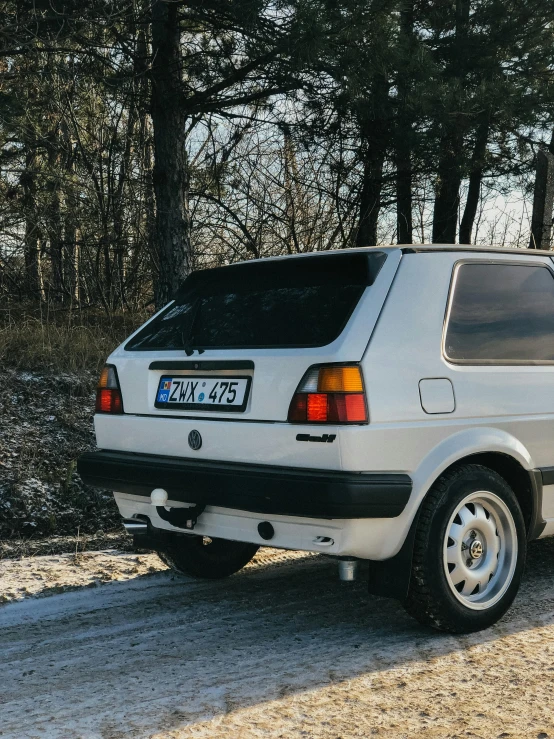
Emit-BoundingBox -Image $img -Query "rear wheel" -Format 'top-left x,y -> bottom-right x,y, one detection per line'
405,464 -> 526,633
158,535 -> 259,579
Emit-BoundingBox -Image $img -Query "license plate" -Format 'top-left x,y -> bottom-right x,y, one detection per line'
155,375 -> 251,412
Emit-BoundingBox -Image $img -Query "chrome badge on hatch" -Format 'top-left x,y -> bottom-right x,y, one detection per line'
188,430 -> 202,451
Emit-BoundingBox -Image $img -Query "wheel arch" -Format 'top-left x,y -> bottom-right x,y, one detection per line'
368,430 -> 544,602
410,427 -> 541,539
439,451 -> 543,541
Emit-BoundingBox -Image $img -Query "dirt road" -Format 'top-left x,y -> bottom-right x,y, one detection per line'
2,543 -> 554,739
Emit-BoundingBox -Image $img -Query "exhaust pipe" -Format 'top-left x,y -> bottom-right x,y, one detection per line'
122,518 -> 148,535
338,559 -> 358,582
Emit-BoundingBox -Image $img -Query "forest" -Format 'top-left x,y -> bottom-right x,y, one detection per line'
1,0 -> 554,312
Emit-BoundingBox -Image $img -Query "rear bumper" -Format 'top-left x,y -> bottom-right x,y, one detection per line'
78,450 -> 412,519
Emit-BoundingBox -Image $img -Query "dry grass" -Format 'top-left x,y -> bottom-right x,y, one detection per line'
0,304 -> 148,373
0,530 -> 132,559
0,305 -> 149,540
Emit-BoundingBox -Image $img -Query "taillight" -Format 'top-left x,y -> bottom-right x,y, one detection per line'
95,365 -> 123,414
288,364 -> 367,424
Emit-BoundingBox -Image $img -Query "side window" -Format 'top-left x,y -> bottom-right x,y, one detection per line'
444,262 -> 554,364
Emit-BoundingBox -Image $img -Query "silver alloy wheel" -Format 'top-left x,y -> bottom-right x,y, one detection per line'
443,491 -> 518,611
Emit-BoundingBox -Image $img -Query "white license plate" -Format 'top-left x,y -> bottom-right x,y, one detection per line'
155,375 -> 251,412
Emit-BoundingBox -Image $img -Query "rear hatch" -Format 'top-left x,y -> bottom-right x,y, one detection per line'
109,249 -> 400,423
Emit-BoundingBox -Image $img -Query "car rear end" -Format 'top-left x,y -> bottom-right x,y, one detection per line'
78,248 -> 409,559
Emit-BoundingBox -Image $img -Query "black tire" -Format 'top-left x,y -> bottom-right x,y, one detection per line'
157,535 -> 259,579
404,464 -> 526,633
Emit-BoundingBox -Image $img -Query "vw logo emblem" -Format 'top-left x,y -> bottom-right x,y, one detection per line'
188,430 -> 202,451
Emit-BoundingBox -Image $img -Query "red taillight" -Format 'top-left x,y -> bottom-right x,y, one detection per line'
96,388 -> 123,414
328,393 -> 366,422
307,393 -> 328,422
288,365 -> 368,424
95,365 -> 123,414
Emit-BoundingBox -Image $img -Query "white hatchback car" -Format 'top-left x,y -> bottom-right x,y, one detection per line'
78,245 -> 554,633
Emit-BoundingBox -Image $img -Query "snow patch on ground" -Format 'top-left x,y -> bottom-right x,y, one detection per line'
0,546 -> 308,605
0,550 -> 168,603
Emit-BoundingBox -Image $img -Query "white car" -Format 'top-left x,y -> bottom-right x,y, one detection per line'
78,245 -> 554,633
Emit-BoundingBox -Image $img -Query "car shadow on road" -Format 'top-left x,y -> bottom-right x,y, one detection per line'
3,538 -> 554,738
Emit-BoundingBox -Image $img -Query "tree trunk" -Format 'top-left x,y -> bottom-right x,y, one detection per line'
395,2 -> 414,245
432,136 -> 463,243
529,149 -> 554,250
112,103 -> 137,309
356,77 -> 390,247
61,120 -> 77,306
22,148 -> 42,300
431,0 -> 470,244
102,228 -> 112,309
64,208 -> 77,305
46,139 -> 63,302
283,126 -> 308,253
356,150 -> 385,246
131,25 -> 156,305
459,115 -> 490,244
150,0 -> 190,308
396,127 -> 412,244
49,190 -> 63,300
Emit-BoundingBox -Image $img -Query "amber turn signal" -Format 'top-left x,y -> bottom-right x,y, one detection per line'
318,366 -> 363,393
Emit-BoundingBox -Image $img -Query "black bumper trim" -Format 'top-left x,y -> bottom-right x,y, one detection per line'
539,466 -> 554,487
77,450 -> 412,519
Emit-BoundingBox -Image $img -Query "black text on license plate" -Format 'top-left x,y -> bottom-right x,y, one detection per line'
155,376 -> 251,412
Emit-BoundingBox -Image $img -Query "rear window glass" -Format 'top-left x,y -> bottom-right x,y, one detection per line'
126,252 -> 386,351
445,262 -> 554,363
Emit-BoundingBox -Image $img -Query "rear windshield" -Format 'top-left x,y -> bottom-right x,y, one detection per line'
125,251 -> 386,351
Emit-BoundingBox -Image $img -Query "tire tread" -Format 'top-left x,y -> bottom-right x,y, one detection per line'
405,463 -> 525,633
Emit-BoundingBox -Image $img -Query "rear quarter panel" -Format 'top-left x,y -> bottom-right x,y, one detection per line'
351,251 -> 554,557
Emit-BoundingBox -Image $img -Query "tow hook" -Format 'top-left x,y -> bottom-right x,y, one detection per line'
150,488 -> 206,530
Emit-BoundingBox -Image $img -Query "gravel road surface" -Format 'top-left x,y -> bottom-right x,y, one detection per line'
2,542 -> 554,739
